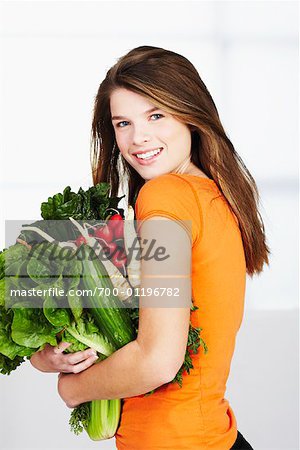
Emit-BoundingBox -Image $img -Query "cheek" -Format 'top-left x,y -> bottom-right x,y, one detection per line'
116,134 -> 133,163
159,120 -> 187,140
115,132 -> 129,152
161,124 -> 190,150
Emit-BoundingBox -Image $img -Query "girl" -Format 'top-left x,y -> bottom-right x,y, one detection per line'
30,46 -> 270,449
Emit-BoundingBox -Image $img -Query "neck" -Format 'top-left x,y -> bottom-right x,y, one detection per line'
173,157 -> 192,175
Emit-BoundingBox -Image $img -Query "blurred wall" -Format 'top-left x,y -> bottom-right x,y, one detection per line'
0,2 -> 298,450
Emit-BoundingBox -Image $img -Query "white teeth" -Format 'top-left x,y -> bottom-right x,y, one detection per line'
136,148 -> 162,159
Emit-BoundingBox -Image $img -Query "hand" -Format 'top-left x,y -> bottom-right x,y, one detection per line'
30,342 -> 99,373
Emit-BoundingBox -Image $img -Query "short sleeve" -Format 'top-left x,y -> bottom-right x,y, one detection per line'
134,174 -> 201,246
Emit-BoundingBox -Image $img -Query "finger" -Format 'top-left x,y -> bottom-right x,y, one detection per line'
53,342 -> 72,354
70,354 -> 99,374
67,348 -> 97,365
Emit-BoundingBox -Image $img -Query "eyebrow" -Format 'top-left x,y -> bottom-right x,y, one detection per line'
111,107 -> 160,121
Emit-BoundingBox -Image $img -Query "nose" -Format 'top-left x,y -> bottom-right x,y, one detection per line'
132,125 -> 151,146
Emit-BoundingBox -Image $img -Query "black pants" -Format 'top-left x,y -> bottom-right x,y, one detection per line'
230,431 -> 254,449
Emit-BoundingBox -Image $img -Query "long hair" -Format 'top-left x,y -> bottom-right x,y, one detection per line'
91,45 -> 270,277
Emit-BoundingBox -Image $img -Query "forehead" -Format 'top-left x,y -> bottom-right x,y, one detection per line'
110,88 -> 156,114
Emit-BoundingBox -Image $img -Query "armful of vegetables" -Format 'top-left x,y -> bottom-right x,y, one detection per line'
0,183 -> 208,441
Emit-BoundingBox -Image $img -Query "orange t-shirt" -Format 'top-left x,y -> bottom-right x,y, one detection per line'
115,173 -> 246,450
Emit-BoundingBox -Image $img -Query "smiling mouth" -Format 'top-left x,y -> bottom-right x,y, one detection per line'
133,148 -> 163,162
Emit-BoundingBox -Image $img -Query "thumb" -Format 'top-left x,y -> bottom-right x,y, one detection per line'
53,342 -> 72,354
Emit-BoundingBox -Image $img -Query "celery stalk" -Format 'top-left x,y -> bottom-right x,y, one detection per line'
86,399 -> 121,440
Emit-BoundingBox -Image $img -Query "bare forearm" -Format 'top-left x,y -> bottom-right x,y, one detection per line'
68,340 -> 171,403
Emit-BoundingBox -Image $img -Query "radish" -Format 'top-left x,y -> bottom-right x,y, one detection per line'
75,235 -> 86,247
111,249 -> 127,271
113,220 -> 124,240
94,224 -> 114,242
107,214 -> 123,239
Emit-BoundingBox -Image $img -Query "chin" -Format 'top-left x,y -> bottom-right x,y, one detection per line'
142,172 -> 163,181
137,166 -> 170,181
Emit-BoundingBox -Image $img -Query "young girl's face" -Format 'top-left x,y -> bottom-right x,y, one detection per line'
110,88 -> 192,181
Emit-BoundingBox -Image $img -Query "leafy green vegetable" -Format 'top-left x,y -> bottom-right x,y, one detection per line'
69,402 -> 90,435
43,294 -> 71,328
172,305 -> 208,388
0,353 -> 25,375
40,184 -> 125,221
0,306 -> 34,360
11,303 -> 60,348
0,279 -> 5,307
62,313 -> 115,357
0,245 -> 29,278
67,292 -> 83,322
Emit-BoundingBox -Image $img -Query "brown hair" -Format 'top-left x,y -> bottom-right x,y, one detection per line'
91,45 -> 270,277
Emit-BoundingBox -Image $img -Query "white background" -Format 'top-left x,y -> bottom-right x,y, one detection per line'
0,1 -> 298,449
